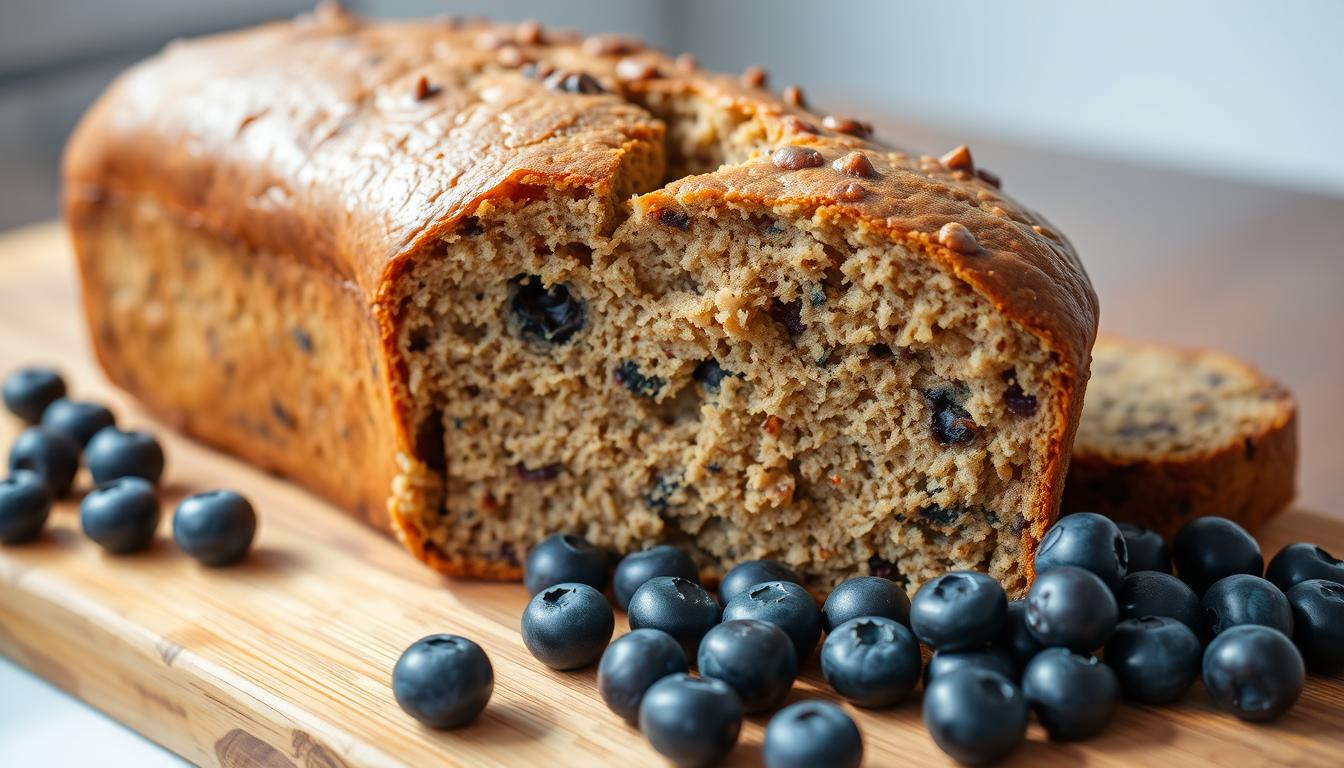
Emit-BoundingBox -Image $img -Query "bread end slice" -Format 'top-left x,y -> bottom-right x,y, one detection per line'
1063,336 -> 1297,538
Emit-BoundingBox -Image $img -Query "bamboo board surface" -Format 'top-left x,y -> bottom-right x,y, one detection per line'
0,222 -> 1342,767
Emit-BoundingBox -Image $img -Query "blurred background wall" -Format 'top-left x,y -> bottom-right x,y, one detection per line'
0,0 -> 1340,510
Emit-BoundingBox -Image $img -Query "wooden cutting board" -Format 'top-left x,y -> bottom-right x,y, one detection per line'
1,222 -> 1341,767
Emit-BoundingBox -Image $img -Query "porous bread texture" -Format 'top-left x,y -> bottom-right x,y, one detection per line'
391,110 -> 1063,594
1063,337 -> 1297,538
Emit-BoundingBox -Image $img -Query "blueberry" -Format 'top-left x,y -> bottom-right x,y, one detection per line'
924,388 -> 979,446
85,426 -> 165,486
1105,616 -> 1201,704
172,490 -> 257,566
2,367 -> 65,422
392,634 -> 493,728
1021,648 -> 1119,741
763,701 -> 863,768
8,426 -> 80,498
820,616 -> 921,708
1285,579 -> 1344,674
922,668 -> 1028,764
923,646 -> 1018,687
1265,542 -> 1344,593
693,360 -> 730,394
521,583 -> 614,670
0,471 -> 51,544
40,399 -> 116,447
1172,516 -> 1262,595
719,559 -> 800,604
1118,521 -> 1171,574
1025,566 -> 1117,653
1035,512 -> 1128,590
638,674 -> 742,767
1202,574 -> 1292,638
627,576 -> 721,658
909,571 -> 1007,651
597,629 -> 688,723
614,360 -> 665,399
821,576 -> 910,632
79,477 -> 160,554
722,580 -> 822,661
509,275 -> 585,345
698,619 -> 798,713
1116,570 -> 1204,640
613,545 -> 698,611
523,532 -> 609,595
993,600 -> 1044,669
1202,624 -> 1304,722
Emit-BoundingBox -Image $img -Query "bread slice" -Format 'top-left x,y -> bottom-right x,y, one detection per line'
63,10 -> 1098,593
1063,337 -> 1297,538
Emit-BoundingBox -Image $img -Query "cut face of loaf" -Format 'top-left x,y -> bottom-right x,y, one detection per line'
63,12 -> 1098,594
1063,337 -> 1297,538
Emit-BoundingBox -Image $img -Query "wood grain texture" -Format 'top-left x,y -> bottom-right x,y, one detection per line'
0,222 -> 1341,767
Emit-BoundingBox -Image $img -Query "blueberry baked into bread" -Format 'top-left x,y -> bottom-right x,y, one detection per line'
1063,337 -> 1297,539
63,8 -> 1098,593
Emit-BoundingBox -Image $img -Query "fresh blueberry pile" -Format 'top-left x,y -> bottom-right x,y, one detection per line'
390,514 -> 1344,762
2,366 -> 256,564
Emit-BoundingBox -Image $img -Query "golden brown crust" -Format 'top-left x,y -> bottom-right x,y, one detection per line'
64,10 -> 1098,580
1062,337 -> 1298,539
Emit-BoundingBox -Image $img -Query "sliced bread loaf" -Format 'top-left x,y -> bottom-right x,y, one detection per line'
64,11 -> 1098,593
1063,337 -> 1297,538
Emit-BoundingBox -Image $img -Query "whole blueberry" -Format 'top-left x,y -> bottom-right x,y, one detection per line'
1285,579 -> 1344,674
1265,543 -> 1344,593
722,580 -> 822,661
639,674 -> 742,767
719,559 -> 800,605
698,619 -> 797,713
1116,570 -> 1204,640
392,634 -> 493,728
40,399 -> 116,447
523,532 -> 609,595
994,600 -> 1044,669
521,583 -> 614,670
1202,574 -> 1292,638
85,426 -> 165,486
613,545 -> 698,610
0,471 -> 51,544
1118,521 -> 1171,574
763,701 -> 863,768
1172,516 -> 1262,595
909,571 -> 1007,651
3,367 -> 65,422
1203,624 -> 1304,722
1035,512 -> 1128,590
922,668 -> 1028,764
79,477 -> 160,554
1021,648 -> 1119,741
924,646 -> 1018,687
627,576 -> 721,658
597,629 -> 688,723
1025,566 -> 1117,653
820,616 -> 922,708
172,490 -> 257,566
8,426 -> 80,498
1105,616 -> 1201,704
821,576 -> 910,632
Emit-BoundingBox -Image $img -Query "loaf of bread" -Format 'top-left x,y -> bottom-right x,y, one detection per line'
63,9 -> 1097,593
1063,337 -> 1297,538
